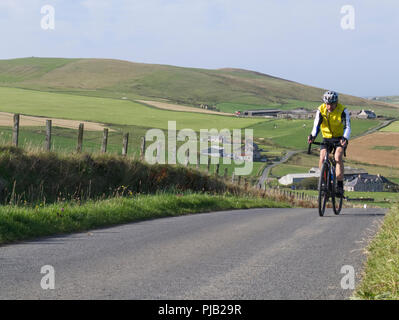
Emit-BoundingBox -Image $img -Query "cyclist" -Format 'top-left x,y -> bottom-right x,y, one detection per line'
307,91 -> 351,196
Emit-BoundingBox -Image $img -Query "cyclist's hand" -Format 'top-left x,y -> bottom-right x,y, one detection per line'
340,137 -> 348,147
308,135 -> 315,144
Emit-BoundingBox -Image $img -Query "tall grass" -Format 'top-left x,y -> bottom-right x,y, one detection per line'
353,206 -> 399,299
0,146 -> 248,205
0,193 -> 291,245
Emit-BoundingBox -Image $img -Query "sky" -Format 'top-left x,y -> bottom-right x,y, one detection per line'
0,0 -> 398,97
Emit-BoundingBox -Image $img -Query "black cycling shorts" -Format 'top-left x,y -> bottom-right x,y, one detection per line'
320,137 -> 348,152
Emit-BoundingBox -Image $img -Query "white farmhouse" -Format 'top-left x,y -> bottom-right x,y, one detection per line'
278,173 -> 319,185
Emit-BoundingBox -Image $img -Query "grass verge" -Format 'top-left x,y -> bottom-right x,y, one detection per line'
353,206 -> 399,299
0,193 -> 290,245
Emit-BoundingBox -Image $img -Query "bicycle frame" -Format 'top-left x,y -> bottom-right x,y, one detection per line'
308,140 -> 344,216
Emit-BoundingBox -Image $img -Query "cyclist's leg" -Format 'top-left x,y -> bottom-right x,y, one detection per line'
335,146 -> 345,195
319,147 -> 327,170
335,146 -> 345,181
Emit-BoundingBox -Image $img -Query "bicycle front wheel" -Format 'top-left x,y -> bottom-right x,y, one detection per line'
330,165 -> 343,215
318,163 -> 329,217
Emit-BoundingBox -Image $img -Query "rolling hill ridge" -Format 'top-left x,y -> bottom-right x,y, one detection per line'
0,57 -> 397,113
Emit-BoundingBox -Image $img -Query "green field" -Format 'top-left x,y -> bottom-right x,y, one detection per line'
380,121 -> 399,132
0,85 -> 384,175
247,118 -> 380,149
0,87 -> 262,131
215,100 -> 323,114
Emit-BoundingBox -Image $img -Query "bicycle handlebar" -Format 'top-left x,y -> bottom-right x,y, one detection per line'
307,140 -> 347,156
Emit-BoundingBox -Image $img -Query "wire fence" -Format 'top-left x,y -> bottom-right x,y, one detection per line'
0,113 -> 319,203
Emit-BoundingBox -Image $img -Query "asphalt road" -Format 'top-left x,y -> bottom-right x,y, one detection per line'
0,207 -> 385,300
257,150 -> 302,188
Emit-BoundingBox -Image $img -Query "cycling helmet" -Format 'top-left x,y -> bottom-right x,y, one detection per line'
323,91 -> 339,104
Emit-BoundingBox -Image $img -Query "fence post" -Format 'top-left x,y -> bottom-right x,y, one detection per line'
45,119 -> 52,151
196,153 -> 200,170
231,172 -> 235,184
207,157 -> 211,173
122,133 -> 129,156
12,114 -> 20,147
215,163 -> 220,176
224,167 -> 228,180
77,123 -> 84,153
101,128 -> 108,153
140,136 -> 146,160
238,175 -> 242,185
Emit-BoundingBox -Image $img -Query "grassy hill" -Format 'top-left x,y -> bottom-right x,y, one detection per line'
369,96 -> 399,105
1,57 -> 397,114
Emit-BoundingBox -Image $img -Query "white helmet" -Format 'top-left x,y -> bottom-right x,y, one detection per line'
323,91 -> 339,104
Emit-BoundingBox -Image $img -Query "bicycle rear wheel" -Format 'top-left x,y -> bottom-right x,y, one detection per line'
332,168 -> 343,215
318,163 -> 329,216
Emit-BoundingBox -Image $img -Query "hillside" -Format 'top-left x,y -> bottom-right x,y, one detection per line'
368,96 -> 399,105
0,57 -> 397,113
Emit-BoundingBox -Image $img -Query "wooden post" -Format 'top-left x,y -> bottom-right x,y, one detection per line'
156,141 -> 162,163
12,114 -> 20,147
45,120 -> 52,151
238,175 -> 242,185
231,172 -> 235,184
224,168 -> 228,180
101,128 -> 108,153
122,133 -> 129,156
207,157 -> 211,173
215,163 -> 220,176
140,136 -> 146,160
196,153 -> 200,170
77,123 -> 84,153
185,149 -> 189,166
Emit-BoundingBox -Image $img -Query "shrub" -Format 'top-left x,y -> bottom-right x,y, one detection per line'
0,146 -> 241,205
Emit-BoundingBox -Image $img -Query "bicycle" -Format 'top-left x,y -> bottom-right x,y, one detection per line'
307,140 -> 345,216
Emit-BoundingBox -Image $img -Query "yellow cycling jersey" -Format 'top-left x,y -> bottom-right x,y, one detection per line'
311,103 -> 351,139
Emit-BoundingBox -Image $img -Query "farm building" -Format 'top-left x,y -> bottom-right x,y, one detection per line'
241,108 -> 314,119
309,166 -> 368,179
355,109 -> 377,119
344,174 -> 384,192
201,146 -> 226,158
242,109 -> 281,117
277,108 -> 315,119
278,173 -> 319,185
201,142 -> 264,162
279,166 -> 369,186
